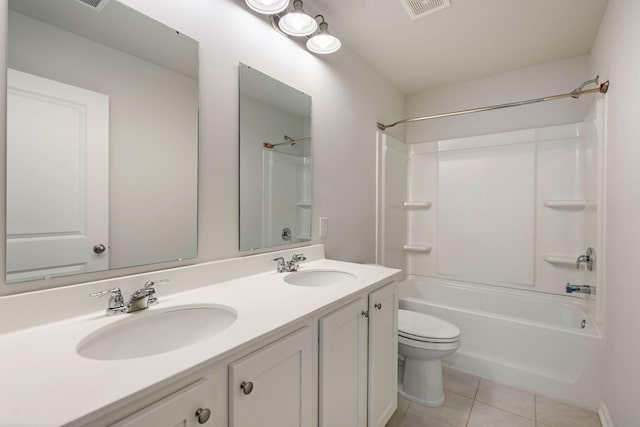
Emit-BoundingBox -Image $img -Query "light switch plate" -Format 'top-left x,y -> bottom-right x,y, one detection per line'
319,217 -> 328,237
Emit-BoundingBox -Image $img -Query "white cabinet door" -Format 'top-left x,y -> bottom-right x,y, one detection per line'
111,379 -> 216,427
229,327 -> 313,427
319,298 -> 368,427
6,68 -> 109,282
368,282 -> 399,427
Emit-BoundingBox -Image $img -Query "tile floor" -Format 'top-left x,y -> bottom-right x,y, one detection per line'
386,367 -> 602,427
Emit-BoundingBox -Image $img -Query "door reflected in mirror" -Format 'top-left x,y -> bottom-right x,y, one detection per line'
6,0 -> 198,284
239,64 -> 312,251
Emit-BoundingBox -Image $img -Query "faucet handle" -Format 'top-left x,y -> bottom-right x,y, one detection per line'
143,279 -> 168,305
273,257 -> 286,273
286,253 -> 306,272
90,288 -> 125,315
576,247 -> 595,271
291,254 -> 306,262
90,287 -> 123,300
144,279 -> 169,288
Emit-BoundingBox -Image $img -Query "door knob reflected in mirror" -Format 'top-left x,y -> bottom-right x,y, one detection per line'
240,381 -> 254,395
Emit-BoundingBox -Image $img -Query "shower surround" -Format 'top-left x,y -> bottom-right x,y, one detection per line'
377,98 -> 607,409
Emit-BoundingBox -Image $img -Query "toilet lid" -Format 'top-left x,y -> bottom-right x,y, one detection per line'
398,309 -> 460,341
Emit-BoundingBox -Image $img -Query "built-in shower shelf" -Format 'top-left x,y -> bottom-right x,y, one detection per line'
543,255 -> 576,266
296,202 -> 311,208
403,201 -> 432,209
403,244 -> 432,253
544,200 -> 593,209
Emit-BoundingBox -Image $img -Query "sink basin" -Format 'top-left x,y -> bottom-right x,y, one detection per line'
284,269 -> 356,287
77,305 -> 237,360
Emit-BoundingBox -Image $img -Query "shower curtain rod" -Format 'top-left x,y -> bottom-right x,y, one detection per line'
376,76 -> 609,131
263,136 -> 311,149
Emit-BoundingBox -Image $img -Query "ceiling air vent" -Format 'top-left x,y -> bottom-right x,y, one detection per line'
73,0 -> 112,11
401,0 -> 451,20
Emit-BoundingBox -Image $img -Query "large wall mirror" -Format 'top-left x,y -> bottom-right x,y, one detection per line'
6,0 -> 199,284
239,64 -> 312,251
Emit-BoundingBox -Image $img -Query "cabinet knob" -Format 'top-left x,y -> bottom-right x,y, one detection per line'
195,407 -> 211,424
374,303 -> 382,310
361,310 -> 369,318
240,381 -> 254,395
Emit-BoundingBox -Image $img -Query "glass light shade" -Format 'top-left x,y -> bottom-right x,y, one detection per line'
306,22 -> 341,54
306,33 -> 341,54
245,0 -> 289,15
278,1 -> 317,36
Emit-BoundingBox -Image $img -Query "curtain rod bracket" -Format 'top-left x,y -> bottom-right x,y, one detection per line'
571,75 -> 599,98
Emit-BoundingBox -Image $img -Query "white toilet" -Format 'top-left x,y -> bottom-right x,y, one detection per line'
398,309 -> 461,407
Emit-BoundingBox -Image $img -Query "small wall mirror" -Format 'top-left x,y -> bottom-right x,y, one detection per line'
6,0 -> 199,284
239,64 -> 312,251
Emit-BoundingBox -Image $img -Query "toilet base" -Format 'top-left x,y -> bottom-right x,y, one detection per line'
398,388 -> 445,407
401,357 -> 445,407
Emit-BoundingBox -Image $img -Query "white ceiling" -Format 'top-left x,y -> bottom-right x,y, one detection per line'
313,0 -> 609,94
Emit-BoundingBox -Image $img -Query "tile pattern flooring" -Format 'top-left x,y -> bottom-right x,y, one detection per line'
386,367 -> 602,427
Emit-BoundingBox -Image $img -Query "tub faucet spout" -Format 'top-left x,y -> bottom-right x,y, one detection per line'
566,283 -> 596,295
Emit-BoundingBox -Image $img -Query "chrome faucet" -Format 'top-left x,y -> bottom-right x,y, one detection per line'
566,283 -> 596,295
91,279 -> 169,315
273,254 -> 307,273
127,280 -> 164,312
576,247 -> 595,271
287,254 -> 307,272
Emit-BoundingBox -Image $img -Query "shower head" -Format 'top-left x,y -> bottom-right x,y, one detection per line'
263,136 -> 311,149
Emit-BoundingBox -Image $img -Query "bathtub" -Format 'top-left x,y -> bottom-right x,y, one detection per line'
399,276 -> 603,409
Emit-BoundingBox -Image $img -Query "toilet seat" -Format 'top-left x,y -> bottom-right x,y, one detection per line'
398,309 -> 460,343
399,331 -> 459,344
398,333 -> 460,352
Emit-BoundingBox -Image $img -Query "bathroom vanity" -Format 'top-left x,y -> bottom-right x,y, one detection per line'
0,245 -> 400,427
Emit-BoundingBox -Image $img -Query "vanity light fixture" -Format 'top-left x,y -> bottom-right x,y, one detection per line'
278,0 -> 318,36
245,0 -> 290,15
244,0 -> 341,55
306,15 -> 341,54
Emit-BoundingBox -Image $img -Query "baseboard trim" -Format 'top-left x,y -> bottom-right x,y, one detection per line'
599,401 -> 613,427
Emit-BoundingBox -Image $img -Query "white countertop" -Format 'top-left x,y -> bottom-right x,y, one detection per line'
0,257 -> 400,426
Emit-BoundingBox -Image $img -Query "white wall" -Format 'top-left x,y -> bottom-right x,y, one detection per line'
405,55 -> 593,143
119,0 -> 405,264
590,0 -> 640,424
0,0 -> 405,295
125,0 -> 405,262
